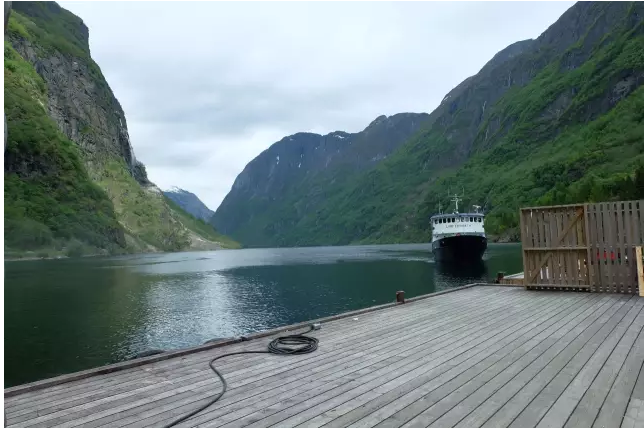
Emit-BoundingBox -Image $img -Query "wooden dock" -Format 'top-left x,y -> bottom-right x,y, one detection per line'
5,284 -> 644,428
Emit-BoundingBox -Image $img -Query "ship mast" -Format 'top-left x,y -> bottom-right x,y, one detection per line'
449,190 -> 463,214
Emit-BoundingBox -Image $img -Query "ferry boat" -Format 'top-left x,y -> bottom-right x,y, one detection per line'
431,193 -> 487,262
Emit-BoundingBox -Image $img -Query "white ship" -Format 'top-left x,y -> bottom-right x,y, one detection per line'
431,193 -> 487,262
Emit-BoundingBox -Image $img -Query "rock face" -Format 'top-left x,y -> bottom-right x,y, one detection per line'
5,1 -> 236,254
163,187 -> 214,222
215,1 -> 644,247
9,2 -> 146,184
212,113 -> 430,246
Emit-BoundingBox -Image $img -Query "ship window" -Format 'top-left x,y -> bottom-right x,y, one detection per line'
451,218 -> 455,223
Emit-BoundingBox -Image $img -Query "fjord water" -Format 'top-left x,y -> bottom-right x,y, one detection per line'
4,243 -> 521,387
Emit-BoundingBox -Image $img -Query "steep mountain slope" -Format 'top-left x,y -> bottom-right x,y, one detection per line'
4,1 -> 237,256
4,41 -> 125,256
212,113 -> 430,246
216,1 -> 644,247
163,187 -> 214,222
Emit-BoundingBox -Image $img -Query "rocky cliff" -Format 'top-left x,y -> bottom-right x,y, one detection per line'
4,1 -> 237,256
212,113 -> 430,246
9,2 -> 147,184
215,1 -> 644,247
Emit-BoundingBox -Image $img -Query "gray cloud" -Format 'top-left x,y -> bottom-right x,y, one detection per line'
60,1 -> 574,210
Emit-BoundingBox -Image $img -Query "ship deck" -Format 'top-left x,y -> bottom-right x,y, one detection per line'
5,284 -> 644,428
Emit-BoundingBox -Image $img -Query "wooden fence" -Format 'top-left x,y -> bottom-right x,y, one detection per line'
520,200 -> 644,294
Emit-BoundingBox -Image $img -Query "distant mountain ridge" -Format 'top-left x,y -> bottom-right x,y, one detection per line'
163,187 -> 214,222
214,1 -> 644,247
212,113 -> 430,246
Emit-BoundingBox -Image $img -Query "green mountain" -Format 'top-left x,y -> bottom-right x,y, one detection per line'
212,113 -> 431,246
4,2 -> 239,257
213,1 -> 644,247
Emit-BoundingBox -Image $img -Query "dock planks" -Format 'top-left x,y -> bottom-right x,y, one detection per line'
5,285 -> 644,428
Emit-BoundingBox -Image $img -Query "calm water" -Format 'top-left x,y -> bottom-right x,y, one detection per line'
4,243 -> 522,387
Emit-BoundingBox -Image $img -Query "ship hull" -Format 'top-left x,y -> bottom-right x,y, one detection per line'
432,234 -> 487,262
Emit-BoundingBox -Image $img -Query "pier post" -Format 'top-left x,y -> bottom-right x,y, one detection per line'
396,291 -> 405,304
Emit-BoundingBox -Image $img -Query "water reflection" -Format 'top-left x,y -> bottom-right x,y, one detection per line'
4,243 -> 522,386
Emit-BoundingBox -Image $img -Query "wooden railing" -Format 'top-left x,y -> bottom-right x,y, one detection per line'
520,200 -> 643,294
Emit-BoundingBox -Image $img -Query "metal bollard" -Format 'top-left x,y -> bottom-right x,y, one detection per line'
396,290 -> 405,304
496,271 -> 505,284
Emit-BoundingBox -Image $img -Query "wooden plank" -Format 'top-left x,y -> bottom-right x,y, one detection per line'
480,296 -> 636,428
373,296 -> 617,428
450,295 -> 636,428
584,204 -> 593,291
580,308 -> 644,428
587,203 -> 598,292
460,296 -> 634,428
518,297 -> 642,427
624,202 -> 636,293
564,302 -> 644,427
566,311 -> 644,428
203,293 -> 562,429
594,203 -> 606,293
295,296 -> 593,429
638,247 -> 644,298
271,299 -> 577,429
616,202 -> 626,292
539,209 -> 546,249
554,210 -> 563,286
310,296 -> 600,428
521,210 -> 530,289
622,340 -> 644,428
561,210 -> 570,287
347,312 -> 605,429
604,203 -> 616,293
635,200 -> 644,247
402,297 -> 633,428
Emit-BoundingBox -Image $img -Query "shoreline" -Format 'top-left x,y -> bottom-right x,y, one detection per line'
4,240 -> 522,261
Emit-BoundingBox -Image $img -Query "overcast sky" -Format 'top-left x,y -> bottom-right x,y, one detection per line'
60,1 -> 573,211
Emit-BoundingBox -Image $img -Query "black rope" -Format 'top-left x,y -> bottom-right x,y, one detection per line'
165,327 -> 319,427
